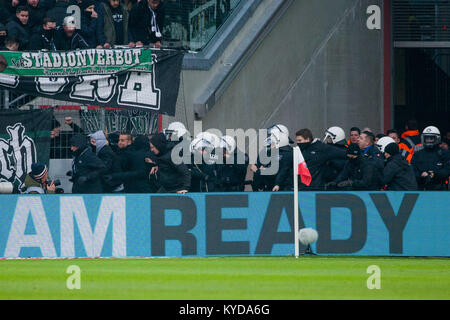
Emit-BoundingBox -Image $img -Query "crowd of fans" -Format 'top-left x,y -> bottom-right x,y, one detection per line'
0,0 -> 168,51
22,119 -> 450,194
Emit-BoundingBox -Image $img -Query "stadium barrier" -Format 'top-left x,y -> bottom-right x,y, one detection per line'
0,192 -> 449,258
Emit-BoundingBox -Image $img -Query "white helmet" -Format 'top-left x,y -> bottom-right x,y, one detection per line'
376,136 -> 396,153
219,135 -> 236,154
268,124 -> 289,137
196,131 -> 220,148
324,126 -> 346,144
190,137 -> 214,153
164,122 -> 187,142
265,130 -> 289,149
421,126 -> 441,148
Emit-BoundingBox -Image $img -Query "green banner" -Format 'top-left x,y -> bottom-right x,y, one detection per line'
0,48 -> 153,76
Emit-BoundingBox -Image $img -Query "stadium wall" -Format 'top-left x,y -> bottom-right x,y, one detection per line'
1,192 -> 449,258
172,0 -> 385,138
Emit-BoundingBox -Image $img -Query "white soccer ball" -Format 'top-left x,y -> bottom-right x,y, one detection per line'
298,228 -> 318,245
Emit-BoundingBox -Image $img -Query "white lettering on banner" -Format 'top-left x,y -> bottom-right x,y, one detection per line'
4,197 -> 57,258
0,74 -> 18,88
35,77 -> 69,95
6,123 -> 36,180
60,196 -> 126,257
118,72 -> 160,110
70,75 -> 117,103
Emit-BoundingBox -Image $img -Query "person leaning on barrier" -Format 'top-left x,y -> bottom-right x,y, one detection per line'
268,131 -> 294,192
377,138 -> 418,191
6,5 -> 31,50
67,133 -> 107,194
188,135 -> 218,192
149,133 -> 190,194
54,15 -> 90,50
28,16 -> 57,50
129,0 -> 164,48
215,135 -> 249,192
325,143 -> 379,191
22,162 -> 56,194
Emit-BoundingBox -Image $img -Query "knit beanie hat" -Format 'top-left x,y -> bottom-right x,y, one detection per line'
384,142 -> 399,156
31,163 -> 48,180
70,133 -> 87,149
150,133 -> 167,154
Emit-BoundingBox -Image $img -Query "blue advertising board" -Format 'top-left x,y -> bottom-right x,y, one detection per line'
0,192 -> 449,258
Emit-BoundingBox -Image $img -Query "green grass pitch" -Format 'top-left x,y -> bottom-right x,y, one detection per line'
0,256 -> 448,300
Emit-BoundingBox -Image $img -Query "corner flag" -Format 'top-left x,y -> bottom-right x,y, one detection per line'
293,146 -> 311,258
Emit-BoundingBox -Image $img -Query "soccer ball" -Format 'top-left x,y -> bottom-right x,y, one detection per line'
298,228 -> 318,245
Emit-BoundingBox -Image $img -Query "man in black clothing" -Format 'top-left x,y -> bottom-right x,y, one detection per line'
46,0 -> 72,27
411,126 -> 450,190
109,134 -> 156,193
26,0 -> 46,31
29,16 -> 57,50
54,15 -> 89,50
68,134 -> 106,194
295,128 -> 347,190
215,136 -> 248,192
326,143 -> 379,190
150,133 -> 191,193
188,136 -> 217,192
129,0 -> 164,48
89,130 -> 124,193
381,142 -> 418,191
6,6 -> 31,50
0,23 -> 8,48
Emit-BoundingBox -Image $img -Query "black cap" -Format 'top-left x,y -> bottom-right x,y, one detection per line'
70,134 -> 87,148
150,133 -> 167,154
347,143 -> 361,156
385,143 -> 399,156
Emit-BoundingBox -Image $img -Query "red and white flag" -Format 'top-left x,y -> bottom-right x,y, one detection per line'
293,146 -> 312,186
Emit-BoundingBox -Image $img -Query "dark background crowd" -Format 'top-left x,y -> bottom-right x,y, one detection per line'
0,0 -> 178,51
22,118 -> 450,194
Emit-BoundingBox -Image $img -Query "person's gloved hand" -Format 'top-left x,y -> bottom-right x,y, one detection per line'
337,180 -> 353,188
78,176 -> 89,185
66,170 -> 72,177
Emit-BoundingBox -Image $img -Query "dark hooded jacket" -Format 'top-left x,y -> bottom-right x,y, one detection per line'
151,133 -> 191,192
70,134 -> 107,194
382,153 -> 418,191
108,135 -> 155,193
6,16 -> 31,49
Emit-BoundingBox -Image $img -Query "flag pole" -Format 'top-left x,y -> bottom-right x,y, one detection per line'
293,147 -> 299,258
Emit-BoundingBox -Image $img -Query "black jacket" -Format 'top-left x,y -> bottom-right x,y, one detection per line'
299,140 -> 347,190
323,142 -> 348,183
54,26 -> 89,50
71,146 -> 107,193
112,139 -> 155,193
29,27 -> 57,50
411,146 -> 450,190
382,153 -> 418,191
129,0 -> 164,45
188,151 -> 217,192
26,4 -> 46,31
153,144 -> 191,193
6,16 -> 31,49
215,151 -> 248,192
95,144 -> 123,192
334,155 -> 380,190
